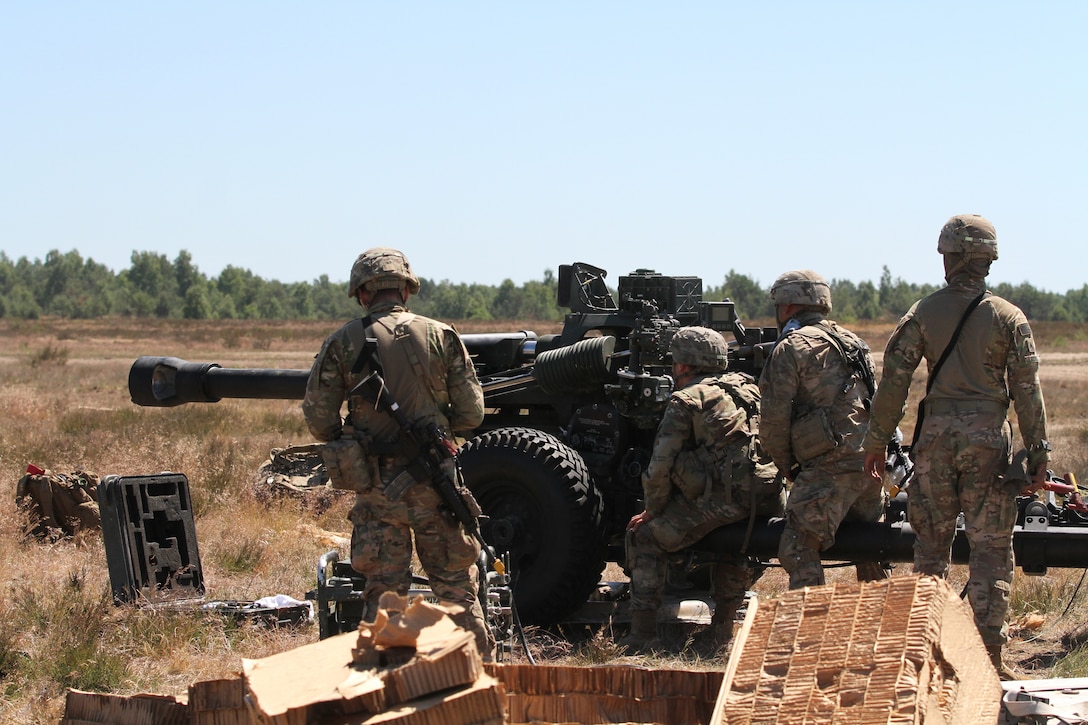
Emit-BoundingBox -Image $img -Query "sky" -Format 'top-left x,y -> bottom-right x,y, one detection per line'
2,3 -> 1086,294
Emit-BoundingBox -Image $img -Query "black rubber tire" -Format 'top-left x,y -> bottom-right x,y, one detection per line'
459,426 -> 606,625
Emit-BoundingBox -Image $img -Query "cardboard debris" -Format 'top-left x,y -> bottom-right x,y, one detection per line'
714,575 -> 1003,724
354,592 -> 475,661
340,673 -> 505,725
486,663 -> 723,725
59,689 -> 187,725
61,576 -> 1015,725
244,593 -> 501,725
189,675 -> 249,725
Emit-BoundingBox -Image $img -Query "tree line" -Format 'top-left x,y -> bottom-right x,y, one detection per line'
1,249 -> 1085,324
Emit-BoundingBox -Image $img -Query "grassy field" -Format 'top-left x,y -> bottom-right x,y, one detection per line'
1,317 -> 1088,723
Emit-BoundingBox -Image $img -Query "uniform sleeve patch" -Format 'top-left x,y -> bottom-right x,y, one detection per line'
1016,322 -> 1037,357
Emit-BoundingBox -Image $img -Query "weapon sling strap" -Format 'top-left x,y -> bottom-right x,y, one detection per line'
908,289 -> 990,450
796,322 -> 875,406
347,315 -> 378,376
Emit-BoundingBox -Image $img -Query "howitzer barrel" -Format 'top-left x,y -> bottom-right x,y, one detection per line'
698,518 -> 1088,571
129,356 -> 309,407
129,353 -> 542,409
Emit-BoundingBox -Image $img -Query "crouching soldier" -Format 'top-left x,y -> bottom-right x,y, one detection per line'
621,327 -> 785,656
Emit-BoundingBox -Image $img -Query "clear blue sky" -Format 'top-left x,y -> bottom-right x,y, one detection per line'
2,3 -> 1085,293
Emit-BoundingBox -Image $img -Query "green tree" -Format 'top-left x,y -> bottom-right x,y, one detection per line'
216,266 -> 262,317
174,250 -> 204,297
183,282 -> 213,320
39,250 -> 116,318
710,270 -> 773,320
121,251 -> 181,317
3,286 -> 40,318
492,279 -> 520,319
877,266 -> 919,318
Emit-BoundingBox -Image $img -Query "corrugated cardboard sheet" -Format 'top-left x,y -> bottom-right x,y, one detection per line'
189,676 -> 249,725
243,596 -> 504,725
60,689 -> 188,725
486,664 -> 723,725
714,575 -> 1002,724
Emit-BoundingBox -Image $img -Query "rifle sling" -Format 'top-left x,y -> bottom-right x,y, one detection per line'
908,290 -> 990,450
348,315 -> 377,375
800,322 -> 874,405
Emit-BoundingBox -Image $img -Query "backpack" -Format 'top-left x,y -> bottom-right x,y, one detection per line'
15,465 -> 101,541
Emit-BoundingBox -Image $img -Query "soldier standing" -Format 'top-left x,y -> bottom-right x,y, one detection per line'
623,327 -> 785,655
759,270 -> 887,589
862,214 -> 1049,672
302,247 -> 492,657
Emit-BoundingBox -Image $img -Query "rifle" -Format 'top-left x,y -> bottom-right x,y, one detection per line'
885,430 -> 915,496
350,370 -> 504,574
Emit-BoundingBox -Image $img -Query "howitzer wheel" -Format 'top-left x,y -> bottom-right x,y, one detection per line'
459,426 -> 606,625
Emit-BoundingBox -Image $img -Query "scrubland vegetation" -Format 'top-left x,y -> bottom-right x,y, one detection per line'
6,248 -> 1088,324
1,318 -> 1087,724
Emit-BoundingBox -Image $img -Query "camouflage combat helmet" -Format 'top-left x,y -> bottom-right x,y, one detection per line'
769,270 -> 833,312
670,326 -> 729,370
347,247 -> 421,298
937,214 -> 998,260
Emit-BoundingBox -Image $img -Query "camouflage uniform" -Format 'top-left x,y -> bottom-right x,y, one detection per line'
863,215 -> 1049,651
759,309 -> 887,589
628,365 -> 784,636
303,250 -> 488,652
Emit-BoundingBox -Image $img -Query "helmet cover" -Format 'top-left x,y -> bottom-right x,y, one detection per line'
769,270 -> 833,312
347,247 -> 421,298
670,326 -> 729,370
937,214 -> 998,260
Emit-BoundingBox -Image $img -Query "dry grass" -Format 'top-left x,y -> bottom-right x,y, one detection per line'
1,317 -> 1087,723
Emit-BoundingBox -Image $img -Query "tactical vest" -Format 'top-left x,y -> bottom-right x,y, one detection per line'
783,321 -> 871,464
347,312 -> 451,450
672,372 -> 768,502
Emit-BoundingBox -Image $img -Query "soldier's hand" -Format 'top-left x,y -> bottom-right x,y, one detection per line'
863,451 -> 886,482
627,510 -> 652,533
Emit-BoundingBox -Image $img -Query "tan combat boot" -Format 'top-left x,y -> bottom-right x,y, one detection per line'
691,603 -> 738,659
617,609 -> 662,654
447,601 -> 496,663
986,643 -> 1016,680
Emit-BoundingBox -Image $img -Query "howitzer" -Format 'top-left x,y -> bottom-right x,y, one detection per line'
128,261 -> 1088,626
349,369 -> 503,574
130,262 -> 778,624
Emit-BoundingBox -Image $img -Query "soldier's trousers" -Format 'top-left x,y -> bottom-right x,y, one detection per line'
627,484 -> 784,615
348,464 -> 489,652
778,466 -> 886,589
909,410 -> 1015,647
